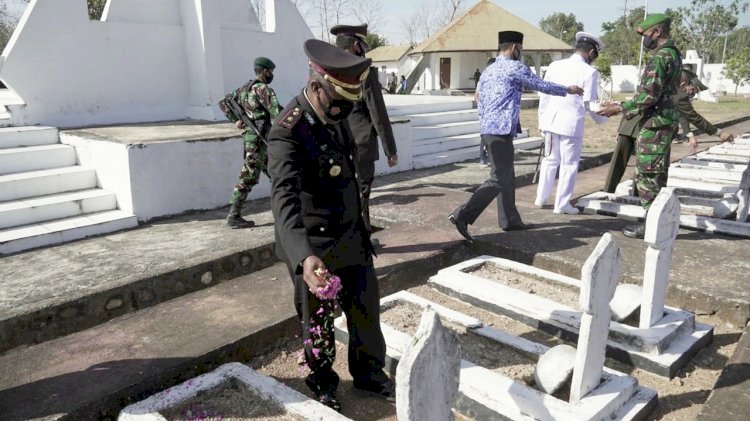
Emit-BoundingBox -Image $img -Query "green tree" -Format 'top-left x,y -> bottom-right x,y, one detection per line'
723,47 -> 750,94
709,26 -> 750,63
88,0 -> 106,20
539,12 -> 584,46
600,6 -> 645,65
595,56 -> 613,98
676,0 -> 749,62
365,33 -> 387,50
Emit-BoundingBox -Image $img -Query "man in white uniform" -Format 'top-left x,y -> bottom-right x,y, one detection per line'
535,32 -> 608,214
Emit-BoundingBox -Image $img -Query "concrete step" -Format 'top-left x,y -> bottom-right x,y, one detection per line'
405,109 -> 478,126
412,136 -> 543,170
413,145 -> 479,169
0,115 -> 10,128
0,144 -> 77,175
412,120 -> 480,141
414,133 -> 481,156
0,166 -> 97,202
0,188 -> 118,230
0,210 -> 138,255
0,126 -> 59,148
387,99 -> 474,117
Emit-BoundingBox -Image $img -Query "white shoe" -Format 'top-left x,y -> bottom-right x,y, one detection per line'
553,204 -> 580,215
534,199 -> 548,208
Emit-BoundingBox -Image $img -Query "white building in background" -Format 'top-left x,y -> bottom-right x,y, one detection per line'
0,0 -> 313,127
403,0 -> 571,94
602,50 -> 750,97
367,45 -> 412,87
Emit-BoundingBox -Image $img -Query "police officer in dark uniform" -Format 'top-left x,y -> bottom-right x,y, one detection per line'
267,39 -> 393,412
330,24 -> 399,245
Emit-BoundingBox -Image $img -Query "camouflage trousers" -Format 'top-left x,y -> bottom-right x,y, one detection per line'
229,132 -> 268,207
635,123 -> 677,210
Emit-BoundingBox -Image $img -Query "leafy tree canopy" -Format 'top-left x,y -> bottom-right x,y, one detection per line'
539,12 -> 583,46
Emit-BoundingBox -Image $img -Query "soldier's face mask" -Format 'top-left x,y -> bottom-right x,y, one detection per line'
264,69 -> 274,84
317,83 -> 354,122
642,29 -> 659,50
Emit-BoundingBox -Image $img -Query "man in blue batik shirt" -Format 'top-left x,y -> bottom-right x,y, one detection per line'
449,31 -> 583,241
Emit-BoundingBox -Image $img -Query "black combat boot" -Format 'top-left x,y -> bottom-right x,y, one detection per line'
225,204 -> 254,228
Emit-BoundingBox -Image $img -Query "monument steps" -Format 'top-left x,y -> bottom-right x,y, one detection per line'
0,188 -> 117,230
0,126 -> 137,254
0,143 -> 77,175
412,120 -> 481,141
0,209 -> 137,255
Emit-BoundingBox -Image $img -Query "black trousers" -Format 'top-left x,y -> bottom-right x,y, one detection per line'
288,262 -> 385,389
603,134 -> 636,194
453,134 -> 522,229
357,158 -> 376,233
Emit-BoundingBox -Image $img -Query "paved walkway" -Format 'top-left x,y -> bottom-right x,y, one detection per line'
0,119 -> 748,419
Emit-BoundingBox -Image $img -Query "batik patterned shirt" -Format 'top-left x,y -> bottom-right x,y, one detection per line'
478,56 -> 568,136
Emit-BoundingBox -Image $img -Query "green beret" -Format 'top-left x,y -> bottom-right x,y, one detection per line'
637,13 -> 671,33
254,57 -> 275,70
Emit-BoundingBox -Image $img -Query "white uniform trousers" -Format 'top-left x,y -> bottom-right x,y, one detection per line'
535,132 -> 583,211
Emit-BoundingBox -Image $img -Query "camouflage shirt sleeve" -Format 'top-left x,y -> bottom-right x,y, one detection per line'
621,50 -> 670,118
254,83 -> 282,119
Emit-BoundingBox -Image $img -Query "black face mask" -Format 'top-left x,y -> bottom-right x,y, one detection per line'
642,33 -> 658,50
319,86 -> 354,121
265,72 -> 274,84
587,49 -> 598,64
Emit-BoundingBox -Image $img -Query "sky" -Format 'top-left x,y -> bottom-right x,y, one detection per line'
4,0 -> 750,44
376,0 -> 750,44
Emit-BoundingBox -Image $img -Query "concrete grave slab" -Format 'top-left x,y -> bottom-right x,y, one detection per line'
610,284 -> 643,322
396,309 -> 461,421
534,344 -> 576,395
118,362 -> 349,421
578,191 -> 750,237
335,294 -> 657,420
428,255 -> 713,378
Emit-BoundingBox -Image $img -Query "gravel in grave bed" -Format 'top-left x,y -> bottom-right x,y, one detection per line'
381,300 -> 539,385
160,377 -> 301,421
467,262 -> 580,310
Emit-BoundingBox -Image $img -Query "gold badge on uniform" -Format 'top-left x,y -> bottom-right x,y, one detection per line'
329,165 -> 342,177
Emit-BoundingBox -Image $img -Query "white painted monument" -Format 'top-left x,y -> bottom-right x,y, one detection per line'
396,308 -> 461,421
0,0 -> 313,127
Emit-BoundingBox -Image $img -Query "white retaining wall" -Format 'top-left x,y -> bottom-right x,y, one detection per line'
607,63 -> 750,95
59,120 -> 412,222
0,0 -> 313,127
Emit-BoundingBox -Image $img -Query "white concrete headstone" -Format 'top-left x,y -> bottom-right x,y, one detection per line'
570,233 -> 621,402
396,308 -> 461,421
640,189 -> 681,328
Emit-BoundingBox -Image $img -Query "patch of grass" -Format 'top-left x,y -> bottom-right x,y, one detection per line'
520,94 -> 750,151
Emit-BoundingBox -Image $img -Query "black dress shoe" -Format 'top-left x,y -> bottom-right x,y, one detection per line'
449,214 -> 474,242
504,221 -> 534,231
623,224 -> 646,239
353,370 -> 395,401
305,371 -> 342,412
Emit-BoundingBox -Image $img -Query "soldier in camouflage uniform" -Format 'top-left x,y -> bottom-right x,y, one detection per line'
219,57 -> 281,228
598,13 -> 681,239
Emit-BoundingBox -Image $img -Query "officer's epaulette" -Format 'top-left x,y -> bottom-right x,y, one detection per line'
279,106 -> 303,129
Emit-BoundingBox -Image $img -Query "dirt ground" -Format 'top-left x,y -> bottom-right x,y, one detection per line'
246,282 -> 740,421
161,378 -> 298,421
520,94 -> 750,151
